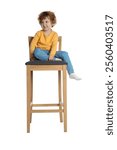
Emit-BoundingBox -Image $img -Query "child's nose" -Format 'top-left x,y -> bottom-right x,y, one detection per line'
43,23 -> 46,27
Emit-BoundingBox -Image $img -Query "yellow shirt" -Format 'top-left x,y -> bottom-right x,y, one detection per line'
30,30 -> 58,59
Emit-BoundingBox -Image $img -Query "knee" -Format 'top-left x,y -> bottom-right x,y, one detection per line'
61,51 -> 68,59
61,51 -> 68,56
34,48 -> 40,58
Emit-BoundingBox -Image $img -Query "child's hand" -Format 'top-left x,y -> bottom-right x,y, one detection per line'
49,56 -> 54,60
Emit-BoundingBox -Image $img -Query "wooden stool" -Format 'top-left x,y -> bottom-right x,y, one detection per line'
25,36 -> 67,132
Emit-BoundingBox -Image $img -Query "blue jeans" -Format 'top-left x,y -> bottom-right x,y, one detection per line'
34,48 -> 74,75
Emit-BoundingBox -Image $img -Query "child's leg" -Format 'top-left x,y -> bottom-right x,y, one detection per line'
34,48 -> 49,61
55,51 -> 74,75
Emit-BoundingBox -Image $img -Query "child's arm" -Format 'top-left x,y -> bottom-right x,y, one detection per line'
49,33 -> 58,60
30,33 -> 39,60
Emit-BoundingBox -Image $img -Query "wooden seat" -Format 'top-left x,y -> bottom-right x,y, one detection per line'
25,36 -> 67,132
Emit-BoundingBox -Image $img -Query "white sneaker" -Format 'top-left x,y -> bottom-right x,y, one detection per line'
69,73 -> 81,80
55,58 -> 62,61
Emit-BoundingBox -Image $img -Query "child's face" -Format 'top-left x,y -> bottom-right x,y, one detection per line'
40,17 -> 52,31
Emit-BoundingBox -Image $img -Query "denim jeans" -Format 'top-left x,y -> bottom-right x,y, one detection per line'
34,48 -> 74,75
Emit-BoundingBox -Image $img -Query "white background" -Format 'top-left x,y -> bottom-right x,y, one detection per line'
0,0 -> 117,149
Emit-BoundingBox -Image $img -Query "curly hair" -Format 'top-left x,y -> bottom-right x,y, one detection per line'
38,11 -> 57,27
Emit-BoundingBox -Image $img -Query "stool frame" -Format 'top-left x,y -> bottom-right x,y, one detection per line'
26,36 -> 67,132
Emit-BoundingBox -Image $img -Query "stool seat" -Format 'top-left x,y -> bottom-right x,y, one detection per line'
25,60 -> 67,65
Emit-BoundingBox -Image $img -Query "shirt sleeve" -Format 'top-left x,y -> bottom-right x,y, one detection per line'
30,32 -> 40,59
49,33 -> 58,57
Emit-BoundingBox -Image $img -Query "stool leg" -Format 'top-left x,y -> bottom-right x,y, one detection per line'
30,71 -> 33,123
27,66 -> 31,133
58,71 -> 63,122
63,65 -> 67,132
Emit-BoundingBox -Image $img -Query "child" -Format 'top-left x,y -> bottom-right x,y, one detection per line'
30,11 -> 81,80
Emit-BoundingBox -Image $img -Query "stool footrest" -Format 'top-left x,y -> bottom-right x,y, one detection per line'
31,103 -> 64,107
32,109 -> 64,113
